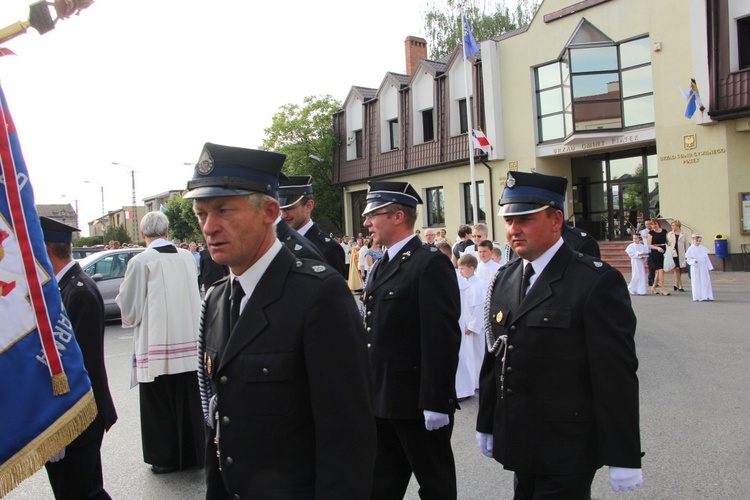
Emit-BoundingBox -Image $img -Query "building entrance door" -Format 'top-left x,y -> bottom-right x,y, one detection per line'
609,180 -> 645,240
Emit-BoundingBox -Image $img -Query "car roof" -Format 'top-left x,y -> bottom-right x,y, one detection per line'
78,247 -> 144,267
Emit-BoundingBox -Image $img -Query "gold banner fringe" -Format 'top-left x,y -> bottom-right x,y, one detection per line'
0,389 -> 97,497
51,373 -> 70,396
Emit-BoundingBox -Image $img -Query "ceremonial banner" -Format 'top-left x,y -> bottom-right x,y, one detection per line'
0,82 -> 96,495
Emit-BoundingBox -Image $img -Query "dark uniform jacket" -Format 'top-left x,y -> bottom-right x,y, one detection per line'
199,248 -> 229,290
276,219 -> 325,262
477,242 -> 641,475
562,224 -> 601,259
303,221 -> 347,277
364,236 -> 461,419
59,263 -> 118,434
202,246 -> 375,499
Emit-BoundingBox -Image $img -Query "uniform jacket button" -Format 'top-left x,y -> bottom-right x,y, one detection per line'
506,388 -> 513,395
507,345 -> 514,351
506,366 -> 513,373
367,343 -> 371,348
232,493 -> 240,500
225,456 -> 233,467
509,325 -> 517,332
219,376 -> 228,385
366,327 -> 372,333
222,416 -> 230,426
261,368 -> 269,376
543,317 -> 550,323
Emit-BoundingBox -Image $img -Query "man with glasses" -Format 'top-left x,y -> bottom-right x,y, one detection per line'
362,181 -> 461,499
279,175 -> 346,277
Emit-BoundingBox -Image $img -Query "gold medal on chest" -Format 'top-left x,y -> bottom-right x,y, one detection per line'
205,353 -> 212,375
495,311 -> 503,323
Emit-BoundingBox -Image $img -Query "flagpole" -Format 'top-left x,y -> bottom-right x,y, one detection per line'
462,14 -> 479,225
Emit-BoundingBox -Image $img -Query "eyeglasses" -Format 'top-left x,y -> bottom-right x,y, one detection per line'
363,211 -> 392,221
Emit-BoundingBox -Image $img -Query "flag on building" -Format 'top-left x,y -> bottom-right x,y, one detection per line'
684,78 -> 704,118
463,16 -> 479,59
124,210 -> 132,220
472,129 -> 491,154
0,82 -> 96,496
159,204 -> 166,212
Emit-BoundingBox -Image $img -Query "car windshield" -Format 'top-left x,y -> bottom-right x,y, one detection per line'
80,250 -> 142,280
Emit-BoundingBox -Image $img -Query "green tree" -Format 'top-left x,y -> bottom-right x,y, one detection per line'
423,0 -> 540,59
164,195 -> 202,242
261,95 -> 343,234
74,235 -> 105,247
103,224 -> 132,245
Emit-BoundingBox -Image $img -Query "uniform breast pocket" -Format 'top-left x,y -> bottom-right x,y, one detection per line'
526,309 -> 571,329
238,352 -> 295,418
382,282 -> 410,301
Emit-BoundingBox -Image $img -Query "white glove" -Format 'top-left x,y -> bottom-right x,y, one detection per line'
423,410 -> 449,430
609,466 -> 643,491
49,447 -> 66,463
476,432 -> 493,458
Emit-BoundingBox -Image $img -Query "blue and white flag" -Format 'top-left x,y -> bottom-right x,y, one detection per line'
0,81 -> 95,496
463,16 -> 479,59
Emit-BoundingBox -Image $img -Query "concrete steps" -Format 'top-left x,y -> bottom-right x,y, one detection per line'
599,241 -> 640,274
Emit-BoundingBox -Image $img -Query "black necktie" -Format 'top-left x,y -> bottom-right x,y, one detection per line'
230,279 -> 244,332
520,262 -> 535,302
372,252 -> 390,282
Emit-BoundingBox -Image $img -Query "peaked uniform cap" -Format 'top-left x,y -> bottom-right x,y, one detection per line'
184,143 -> 287,199
362,181 -> 423,215
39,216 -> 79,243
278,175 -> 314,209
498,171 -> 568,216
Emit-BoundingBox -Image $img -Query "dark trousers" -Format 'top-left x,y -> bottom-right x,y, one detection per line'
513,470 -> 597,500
139,371 -> 205,470
646,253 -> 655,285
45,416 -> 111,500
371,417 -> 456,500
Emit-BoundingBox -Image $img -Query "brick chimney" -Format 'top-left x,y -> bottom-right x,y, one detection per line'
404,36 -> 427,75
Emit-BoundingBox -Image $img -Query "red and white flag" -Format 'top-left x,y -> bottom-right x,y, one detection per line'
472,129 -> 491,154
124,210 -> 132,220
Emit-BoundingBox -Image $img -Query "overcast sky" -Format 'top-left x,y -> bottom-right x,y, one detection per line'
0,0 -> 434,234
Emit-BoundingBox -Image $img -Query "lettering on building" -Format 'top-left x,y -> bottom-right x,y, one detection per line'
658,148 -> 727,165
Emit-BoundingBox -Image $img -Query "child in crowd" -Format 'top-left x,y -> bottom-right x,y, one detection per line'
625,233 -> 649,295
685,234 -> 714,301
455,254 -> 485,399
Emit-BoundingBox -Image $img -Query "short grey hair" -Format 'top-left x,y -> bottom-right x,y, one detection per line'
140,211 -> 169,238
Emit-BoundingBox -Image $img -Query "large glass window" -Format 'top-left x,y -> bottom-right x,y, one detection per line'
354,130 -> 363,159
535,36 -> 653,142
462,181 -> 486,224
741,16 -> 750,70
426,187 -> 445,226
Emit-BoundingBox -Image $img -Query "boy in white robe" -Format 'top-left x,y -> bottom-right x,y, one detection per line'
685,234 -> 714,301
456,254 -> 485,399
625,234 -> 649,295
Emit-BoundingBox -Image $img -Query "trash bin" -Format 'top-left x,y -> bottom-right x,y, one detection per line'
715,234 -> 728,259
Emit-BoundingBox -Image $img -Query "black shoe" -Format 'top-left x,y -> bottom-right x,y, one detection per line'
674,286 -> 678,291
678,288 -> 685,292
151,465 -> 179,474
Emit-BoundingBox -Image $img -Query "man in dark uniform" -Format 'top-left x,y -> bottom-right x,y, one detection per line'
362,181 -> 461,499
476,171 -> 643,499
562,223 -> 601,258
184,143 -> 375,499
199,246 -> 228,291
279,175 -> 347,277
40,217 -> 117,500
275,216 -> 325,262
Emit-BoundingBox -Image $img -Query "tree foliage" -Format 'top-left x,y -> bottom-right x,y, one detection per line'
423,0 -> 541,59
103,224 -> 132,245
164,195 -> 202,243
74,235 -> 105,247
261,95 -> 343,235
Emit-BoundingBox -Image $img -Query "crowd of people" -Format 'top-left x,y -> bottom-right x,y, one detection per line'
49,142 -> 732,498
632,218 -> 714,301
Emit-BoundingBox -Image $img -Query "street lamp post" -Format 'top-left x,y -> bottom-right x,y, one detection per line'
84,180 -> 105,216
111,163 -> 139,244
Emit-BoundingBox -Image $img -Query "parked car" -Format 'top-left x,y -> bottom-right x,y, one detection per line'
79,247 -> 144,318
73,246 -> 105,260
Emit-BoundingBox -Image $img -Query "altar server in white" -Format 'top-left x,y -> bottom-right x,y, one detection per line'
685,234 -> 714,301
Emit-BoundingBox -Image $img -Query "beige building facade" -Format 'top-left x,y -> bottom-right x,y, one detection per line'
333,0 -> 750,270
